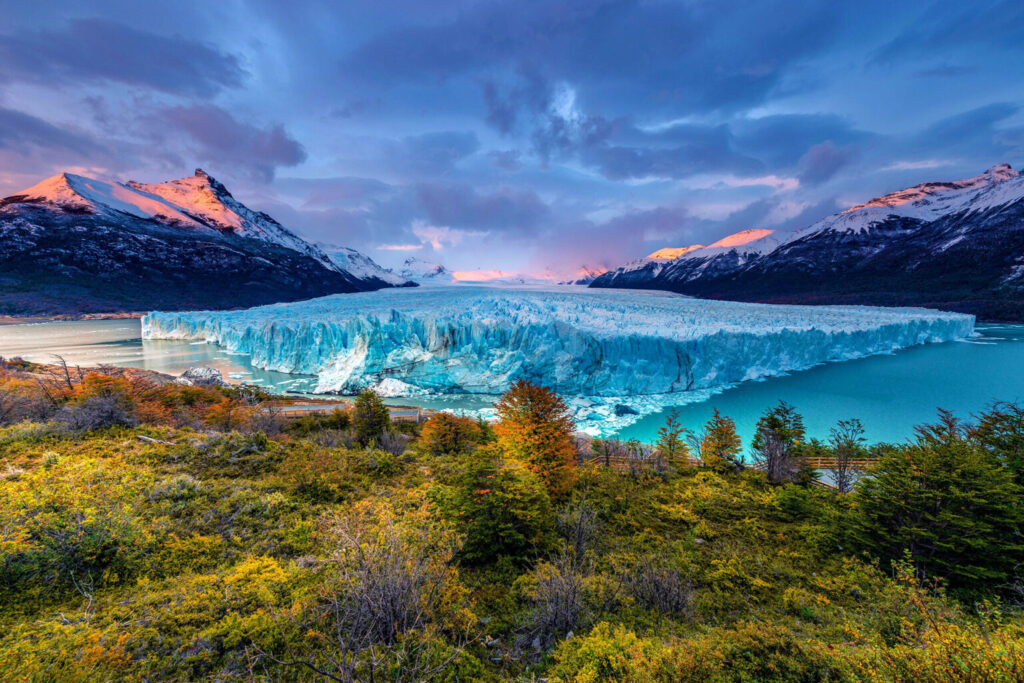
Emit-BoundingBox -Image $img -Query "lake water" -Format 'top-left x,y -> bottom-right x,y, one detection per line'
2,318 -> 1022,446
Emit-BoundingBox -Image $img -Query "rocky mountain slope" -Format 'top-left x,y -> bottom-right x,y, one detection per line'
399,257 -> 456,284
592,164 -> 1024,320
317,244 -> 413,289
0,169 -> 407,315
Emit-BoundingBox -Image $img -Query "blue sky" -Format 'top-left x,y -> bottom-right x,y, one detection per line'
2,1 -> 1023,277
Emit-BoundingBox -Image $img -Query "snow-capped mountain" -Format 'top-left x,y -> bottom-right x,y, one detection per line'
318,244 -> 413,288
399,257 -> 456,284
0,169 -> 406,315
592,164 -> 1024,320
558,266 -> 608,285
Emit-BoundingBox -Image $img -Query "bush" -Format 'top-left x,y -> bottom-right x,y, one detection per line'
622,555 -> 693,618
275,510 -> 473,683
0,456 -> 150,597
279,444 -> 355,502
284,407 -> 350,437
55,394 -> 138,431
419,412 -> 485,457
431,446 -> 554,565
549,622 -> 716,682
851,412 -> 1024,594
352,389 -> 391,445
170,432 -> 283,478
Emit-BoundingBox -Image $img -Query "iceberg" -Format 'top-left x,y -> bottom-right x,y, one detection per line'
142,287 -> 975,433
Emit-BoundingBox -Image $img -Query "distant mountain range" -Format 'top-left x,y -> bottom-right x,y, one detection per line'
399,257 -> 456,284
592,164 -> 1024,320
0,169 -> 411,315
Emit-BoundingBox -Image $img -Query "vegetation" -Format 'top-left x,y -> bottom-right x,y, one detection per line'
2,359 -> 1024,681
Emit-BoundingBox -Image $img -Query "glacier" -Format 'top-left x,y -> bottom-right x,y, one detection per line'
142,287 -> 975,434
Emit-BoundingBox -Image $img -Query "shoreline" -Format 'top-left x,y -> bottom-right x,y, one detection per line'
0,311 -> 145,326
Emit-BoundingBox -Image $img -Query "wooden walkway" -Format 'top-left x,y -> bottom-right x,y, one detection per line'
261,400 -> 434,424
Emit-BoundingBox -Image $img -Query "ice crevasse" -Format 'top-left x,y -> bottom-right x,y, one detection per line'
143,286 -> 975,411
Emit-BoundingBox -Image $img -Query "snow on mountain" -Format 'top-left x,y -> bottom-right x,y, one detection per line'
399,257 -> 456,284
558,266 -> 608,285
15,168 -> 342,270
143,286 -> 974,434
592,164 -> 1024,319
319,244 -> 411,286
648,245 -> 705,260
787,163 -> 1023,242
1,169 -> 404,314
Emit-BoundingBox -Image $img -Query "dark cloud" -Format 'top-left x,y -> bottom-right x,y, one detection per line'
733,114 -> 870,169
916,103 -> 1019,145
797,141 -> 855,185
156,105 -> 306,182
0,19 -> 244,97
387,132 -> 480,176
487,150 -> 523,172
345,1 -> 841,117
0,107 -> 105,157
3,1 -> 1023,275
915,64 -> 977,79
871,1 -> 1024,65
415,183 -> 549,232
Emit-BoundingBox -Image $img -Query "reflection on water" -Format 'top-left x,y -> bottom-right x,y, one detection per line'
2,318 -> 1024,445
0,318 -> 320,393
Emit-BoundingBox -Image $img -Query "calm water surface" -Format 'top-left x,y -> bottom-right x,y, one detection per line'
2,318 -> 1022,445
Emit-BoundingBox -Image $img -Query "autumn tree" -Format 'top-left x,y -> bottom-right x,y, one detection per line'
419,412 -> 485,457
352,388 -> 391,446
494,380 -> 577,499
696,409 -> 743,473
655,411 -> 691,468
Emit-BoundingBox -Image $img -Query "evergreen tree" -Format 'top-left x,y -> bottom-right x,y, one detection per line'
852,412 -> 1024,594
352,389 -> 390,446
656,411 -> 691,468
432,445 -> 555,565
971,401 -> 1024,485
751,401 -> 805,484
494,380 -> 577,500
698,409 -> 743,473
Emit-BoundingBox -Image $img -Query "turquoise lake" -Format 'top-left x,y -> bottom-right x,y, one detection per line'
1,318 -> 1022,446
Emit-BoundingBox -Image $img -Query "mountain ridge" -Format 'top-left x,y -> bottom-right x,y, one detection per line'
591,164 -> 1024,321
0,169 -> 408,315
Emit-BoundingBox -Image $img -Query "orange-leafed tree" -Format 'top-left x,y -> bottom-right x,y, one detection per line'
699,409 -> 743,473
419,412 -> 486,457
494,380 -> 576,500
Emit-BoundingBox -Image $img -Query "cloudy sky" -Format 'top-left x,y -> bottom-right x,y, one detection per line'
2,1 -> 1023,277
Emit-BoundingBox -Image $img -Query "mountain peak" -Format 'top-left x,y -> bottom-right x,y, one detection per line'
983,163 -> 1017,181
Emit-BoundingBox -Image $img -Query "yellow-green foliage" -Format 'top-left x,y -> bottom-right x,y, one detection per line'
0,454 -> 151,598
1,387 -> 1023,682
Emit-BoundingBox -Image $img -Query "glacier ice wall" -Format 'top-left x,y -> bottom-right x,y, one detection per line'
142,287 -> 975,407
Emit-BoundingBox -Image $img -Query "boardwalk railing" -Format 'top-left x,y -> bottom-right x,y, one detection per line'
578,454 -> 702,471
262,400 -> 434,424
748,457 -> 879,472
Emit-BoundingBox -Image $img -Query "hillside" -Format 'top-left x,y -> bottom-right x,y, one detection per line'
592,164 -> 1024,320
1,365 -> 1022,680
0,169 -> 408,315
